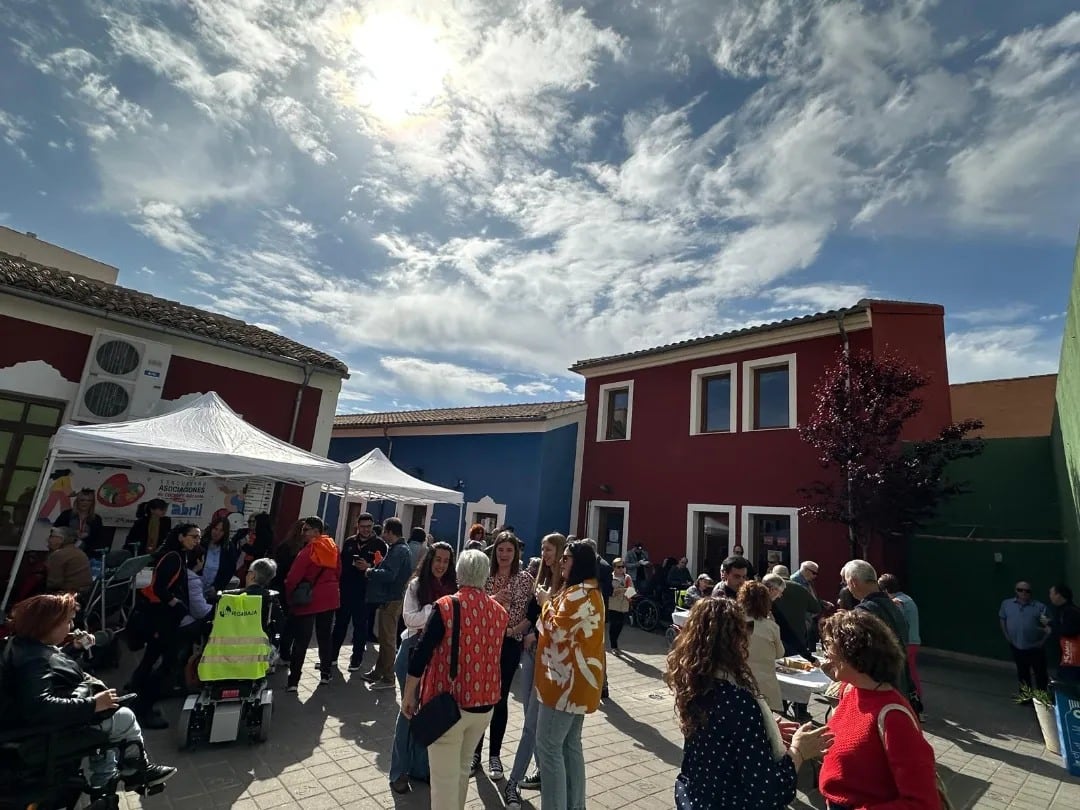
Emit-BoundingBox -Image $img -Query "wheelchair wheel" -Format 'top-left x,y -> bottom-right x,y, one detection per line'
177,707 -> 195,750
254,702 -> 272,743
665,626 -> 678,648
635,599 -> 659,632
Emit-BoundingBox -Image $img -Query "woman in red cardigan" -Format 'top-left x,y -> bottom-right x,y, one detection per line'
818,610 -> 941,810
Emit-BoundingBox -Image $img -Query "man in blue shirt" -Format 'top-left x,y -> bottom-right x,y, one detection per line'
999,580 -> 1050,698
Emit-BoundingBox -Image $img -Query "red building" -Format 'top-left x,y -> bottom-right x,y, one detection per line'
0,232 -> 347,578
570,300 -> 952,587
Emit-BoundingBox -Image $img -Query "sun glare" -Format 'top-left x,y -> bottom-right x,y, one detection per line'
349,12 -> 451,127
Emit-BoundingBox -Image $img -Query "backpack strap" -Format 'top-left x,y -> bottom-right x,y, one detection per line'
448,596 -> 461,681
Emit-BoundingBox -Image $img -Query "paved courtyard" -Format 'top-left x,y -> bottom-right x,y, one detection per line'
117,627 -> 1080,810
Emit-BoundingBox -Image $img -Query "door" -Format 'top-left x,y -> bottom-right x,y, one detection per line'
596,507 -> 624,561
749,513 -> 793,576
694,511 -> 731,581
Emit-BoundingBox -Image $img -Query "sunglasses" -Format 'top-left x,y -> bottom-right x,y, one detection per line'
1016,587 -> 1032,594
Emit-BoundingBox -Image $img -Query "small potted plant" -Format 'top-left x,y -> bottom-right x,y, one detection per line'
1016,684 -> 1060,754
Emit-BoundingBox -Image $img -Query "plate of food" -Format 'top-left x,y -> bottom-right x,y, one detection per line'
778,657 -> 816,672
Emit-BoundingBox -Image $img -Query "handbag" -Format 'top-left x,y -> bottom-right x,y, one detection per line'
410,596 -> 462,747
876,702 -> 954,810
291,566 -> 325,607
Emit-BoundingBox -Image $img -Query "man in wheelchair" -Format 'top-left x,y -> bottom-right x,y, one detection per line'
0,593 -> 176,808
180,558 -> 281,747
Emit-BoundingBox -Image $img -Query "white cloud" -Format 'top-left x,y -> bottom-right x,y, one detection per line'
951,303 -> 1037,325
513,381 -> 558,396
0,110 -> 29,156
132,202 -> 211,258
263,96 -> 336,164
769,282 -> 873,313
946,326 -> 1059,383
379,356 -> 512,400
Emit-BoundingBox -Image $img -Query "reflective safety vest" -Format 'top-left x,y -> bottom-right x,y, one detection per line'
198,593 -> 271,681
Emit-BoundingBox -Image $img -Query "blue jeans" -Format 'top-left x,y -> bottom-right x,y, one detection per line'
508,646 -> 539,782
88,708 -> 142,788
389,633 -> 429,782
535,703 -> 586,810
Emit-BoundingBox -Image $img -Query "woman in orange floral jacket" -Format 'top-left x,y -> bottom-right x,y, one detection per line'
534,540 -> 605,810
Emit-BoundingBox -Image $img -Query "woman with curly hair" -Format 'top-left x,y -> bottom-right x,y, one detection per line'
818,611 -> 941,809
666,598 -> 833,809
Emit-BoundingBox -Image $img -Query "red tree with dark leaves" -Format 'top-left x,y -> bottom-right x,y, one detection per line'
799,348 -> 984,559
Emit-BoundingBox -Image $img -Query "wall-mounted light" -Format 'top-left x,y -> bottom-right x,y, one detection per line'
599,483 -> 612,493
455,479 -> 465,490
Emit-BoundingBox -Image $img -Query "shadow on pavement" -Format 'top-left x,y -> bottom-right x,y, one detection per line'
597,696 -> 684,768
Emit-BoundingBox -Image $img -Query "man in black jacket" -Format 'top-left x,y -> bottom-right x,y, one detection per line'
842,559 -> 923,714
331,513 -> 387,672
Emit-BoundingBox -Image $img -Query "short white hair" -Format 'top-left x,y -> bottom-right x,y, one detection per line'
457,549 -> 491,589
841,559 -> 878,584
249,557 -> 277,587
771,565 -> 790,578
762,573 -> 787,591
799,560 -> 819,574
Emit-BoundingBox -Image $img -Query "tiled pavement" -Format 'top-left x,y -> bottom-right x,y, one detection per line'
117,627 -> 1080,809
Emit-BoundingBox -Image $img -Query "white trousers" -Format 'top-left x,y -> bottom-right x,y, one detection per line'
428,708 -> 493,810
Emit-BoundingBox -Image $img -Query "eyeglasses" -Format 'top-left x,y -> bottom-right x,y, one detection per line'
1016,587 -> 1032,594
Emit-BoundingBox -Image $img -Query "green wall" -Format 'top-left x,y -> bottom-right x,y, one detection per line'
908,535 -> 1065,660
909,437 -> 1065,659
924,437 -> 1060,540
1052,236 -> 1080,585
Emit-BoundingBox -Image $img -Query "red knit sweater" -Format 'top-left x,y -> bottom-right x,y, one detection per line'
818,686 -> 940,810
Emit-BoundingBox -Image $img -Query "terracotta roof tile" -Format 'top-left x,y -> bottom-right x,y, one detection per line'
335,400 -> 585,428
570,304 -> 871,371
0,251 -> 349,375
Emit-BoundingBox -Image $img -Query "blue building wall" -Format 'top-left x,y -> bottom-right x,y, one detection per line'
324,423 -> 579,557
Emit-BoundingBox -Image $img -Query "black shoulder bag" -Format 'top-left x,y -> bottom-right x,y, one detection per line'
291,566 -> 325,607
410,596 -> 462,747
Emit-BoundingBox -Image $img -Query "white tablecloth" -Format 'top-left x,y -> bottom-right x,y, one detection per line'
672,608 -> 689,628
776,663 -> 832,705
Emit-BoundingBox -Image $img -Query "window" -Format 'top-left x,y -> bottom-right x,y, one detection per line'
742,354 -> 797,431
741,506 -> 800,579
690,363 -> 737,435
596,380 -> 634,442
0,393 -> 65,547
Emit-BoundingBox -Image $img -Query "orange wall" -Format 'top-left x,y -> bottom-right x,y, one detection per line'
951,375 -> 1057,439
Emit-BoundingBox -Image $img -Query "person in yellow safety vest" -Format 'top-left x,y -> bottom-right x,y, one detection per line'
197,593 -> 271,682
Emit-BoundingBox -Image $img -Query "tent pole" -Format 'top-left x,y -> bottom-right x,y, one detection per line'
457,502 -> 464,556
2,448 -> 58,612
333,470 -> 350,545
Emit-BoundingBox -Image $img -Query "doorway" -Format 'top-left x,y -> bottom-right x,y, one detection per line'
742,507 -> 800,577
399,503 -> 430,534
588,500 -> 630,561
686,504 -> 735,580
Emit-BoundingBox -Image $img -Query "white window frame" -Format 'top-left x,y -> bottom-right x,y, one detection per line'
596,379 -> 635,442
742,353 -> 797,431
685,503 -> 737,574
587,499 -> 631,559
689,363 -> 738,435
740,506 -> 800,571
466,495 -> 507,533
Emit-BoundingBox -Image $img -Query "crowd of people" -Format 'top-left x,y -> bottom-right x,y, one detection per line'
12,503 -> 1080,810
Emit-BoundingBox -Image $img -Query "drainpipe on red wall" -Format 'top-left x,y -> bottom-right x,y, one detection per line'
270,364 -> 315,530
836,311 -> 858,559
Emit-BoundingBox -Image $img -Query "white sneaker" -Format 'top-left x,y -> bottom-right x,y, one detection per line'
489,756 -> 504,781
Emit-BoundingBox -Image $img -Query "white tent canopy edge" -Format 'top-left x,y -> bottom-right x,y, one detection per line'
321,448 -> 465,551
2,392 -> 351,610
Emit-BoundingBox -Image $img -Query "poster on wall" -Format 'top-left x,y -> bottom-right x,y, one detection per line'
36,462 -> 266,528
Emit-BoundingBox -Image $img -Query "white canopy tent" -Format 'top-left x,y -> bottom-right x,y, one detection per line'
2,392 -> 351,609
321,448 -> 465,548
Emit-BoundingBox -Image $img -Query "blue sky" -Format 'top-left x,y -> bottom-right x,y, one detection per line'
0,0 -> 1077,412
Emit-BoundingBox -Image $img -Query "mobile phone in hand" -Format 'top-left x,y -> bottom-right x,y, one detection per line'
115,693 -> 138,704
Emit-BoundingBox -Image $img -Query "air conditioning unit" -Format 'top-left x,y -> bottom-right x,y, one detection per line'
72,330 -> 172,423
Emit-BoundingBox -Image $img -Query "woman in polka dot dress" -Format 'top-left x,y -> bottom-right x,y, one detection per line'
666,598 -> 833,809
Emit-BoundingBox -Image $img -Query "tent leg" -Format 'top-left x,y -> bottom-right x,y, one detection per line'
457,502 -> 464,556
2,449 -> 58,612
333,472 -> 350,545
